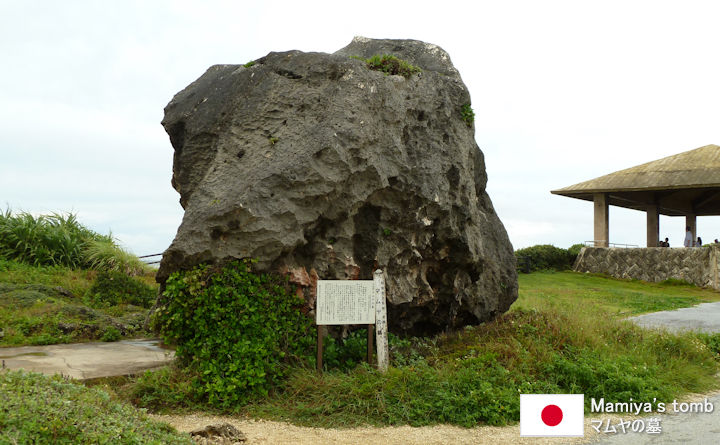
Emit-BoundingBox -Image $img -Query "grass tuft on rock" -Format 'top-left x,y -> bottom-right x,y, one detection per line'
354,54 -> 422,78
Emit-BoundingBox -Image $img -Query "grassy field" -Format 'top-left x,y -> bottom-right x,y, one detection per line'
516,271 -> 720,315
111,271 -> 720,428
0,259 -> 156,346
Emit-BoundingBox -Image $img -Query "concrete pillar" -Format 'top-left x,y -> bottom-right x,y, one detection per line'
593,193 -> 609,247
646,204 -> 659,247
686,214 -> 697,244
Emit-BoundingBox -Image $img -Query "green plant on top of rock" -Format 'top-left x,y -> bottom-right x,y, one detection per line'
461,104 -> 475,126
355,54 -> 422,79
244,60 -> 256,68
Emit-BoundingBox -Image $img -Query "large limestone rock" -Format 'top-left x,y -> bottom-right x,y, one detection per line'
158,37 -> 517,335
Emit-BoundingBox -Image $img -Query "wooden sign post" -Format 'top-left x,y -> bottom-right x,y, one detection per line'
373,269 -> 389,373
315,271 -> 389,373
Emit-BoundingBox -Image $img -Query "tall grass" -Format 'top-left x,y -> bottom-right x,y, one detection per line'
0,209 -> 150,275
0,209 -> 107,268
85,238 -> 151,276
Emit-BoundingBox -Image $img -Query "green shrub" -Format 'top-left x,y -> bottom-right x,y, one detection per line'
515,244 -> 580,272
356,54 -> 422,78
126,365 -> 203,412
153,259 -> 315,408
100,326 -> 121,342
567,243 -> 584,259
659,278 -> 694,287
86,271 -> 156,308
698,333 -> 720,356
320,329 -> 424,372
322,329 -> 372,372
0,371 -> 191,444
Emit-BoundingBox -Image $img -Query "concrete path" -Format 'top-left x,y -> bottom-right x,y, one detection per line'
0,338 -> 174,380
629,302 -> 720,333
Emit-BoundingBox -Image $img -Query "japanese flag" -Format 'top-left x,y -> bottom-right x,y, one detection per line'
520,394 -> 584,437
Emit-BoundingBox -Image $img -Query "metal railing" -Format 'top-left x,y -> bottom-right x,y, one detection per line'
139,253 -> 163,265
583,241 -> 639,248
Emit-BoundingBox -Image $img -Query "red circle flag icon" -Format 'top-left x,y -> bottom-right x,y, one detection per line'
520,394 -> 584,437
541,404 -> 563,426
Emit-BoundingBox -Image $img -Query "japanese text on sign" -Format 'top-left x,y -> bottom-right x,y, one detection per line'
316,280 -> 375,325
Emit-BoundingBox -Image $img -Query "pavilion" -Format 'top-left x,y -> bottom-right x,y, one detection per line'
551,144 -> 720,247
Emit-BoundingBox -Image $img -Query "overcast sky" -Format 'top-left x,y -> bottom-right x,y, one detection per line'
2,0 -> 719,256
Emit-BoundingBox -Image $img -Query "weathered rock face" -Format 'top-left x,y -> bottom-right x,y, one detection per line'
158,37 -> 517,335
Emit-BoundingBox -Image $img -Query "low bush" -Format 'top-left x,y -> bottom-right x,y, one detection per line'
124,365 -> 202,412
153,259 -> 315,408
86,271 -> 156,308
567,243 -> 584,258
0,371 -> 191,444
698,333 -> 720,356
100,325 -> 122,342
321,329 -> 372,372
515,243 -> 584,272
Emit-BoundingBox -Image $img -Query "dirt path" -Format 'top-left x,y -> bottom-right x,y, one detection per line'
151,413 -> 599,445
153,390 -> 720,444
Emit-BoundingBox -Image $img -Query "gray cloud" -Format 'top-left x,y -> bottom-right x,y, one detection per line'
2,1 -> 719,255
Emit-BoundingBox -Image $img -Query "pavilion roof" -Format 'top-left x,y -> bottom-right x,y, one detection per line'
551,144 -> 720,216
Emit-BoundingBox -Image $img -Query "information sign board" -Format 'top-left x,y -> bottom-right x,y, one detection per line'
315,280 -> 375,325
